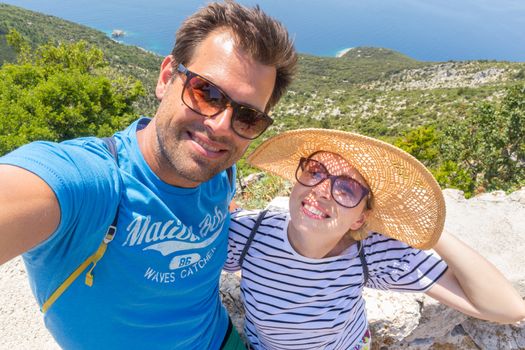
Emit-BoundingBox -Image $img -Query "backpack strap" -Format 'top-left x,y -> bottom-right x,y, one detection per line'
238,210 -> 268,267
101,136 -> 119,164
41,137 -> 120,313
226,167 -> 233,188
357,240 -> 369,286
84,137 -> 120,286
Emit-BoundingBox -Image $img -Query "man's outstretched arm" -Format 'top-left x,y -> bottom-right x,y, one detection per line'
0,165 -> 60,265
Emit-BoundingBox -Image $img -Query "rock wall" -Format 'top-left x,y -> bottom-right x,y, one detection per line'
1,189 -> 524,349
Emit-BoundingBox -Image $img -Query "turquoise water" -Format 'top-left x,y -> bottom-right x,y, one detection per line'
2,0 -> 525,61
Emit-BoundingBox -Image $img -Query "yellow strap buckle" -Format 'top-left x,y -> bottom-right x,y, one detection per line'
41,225 -> 117,313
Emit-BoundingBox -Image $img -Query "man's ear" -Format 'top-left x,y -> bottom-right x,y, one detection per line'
350,210 -> 369,231
156,55 -> 175,101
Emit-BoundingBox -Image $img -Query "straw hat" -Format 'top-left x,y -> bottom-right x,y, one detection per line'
247,128 -> 446,250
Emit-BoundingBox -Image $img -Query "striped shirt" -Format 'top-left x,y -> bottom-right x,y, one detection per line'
224,210 -> 448,350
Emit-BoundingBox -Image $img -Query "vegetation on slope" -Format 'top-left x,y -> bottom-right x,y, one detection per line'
0,3 -> 161,115
0,3 -> 524,205
0,30 -> 144,154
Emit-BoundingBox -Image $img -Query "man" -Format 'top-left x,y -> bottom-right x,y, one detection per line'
0,1 -> 297,349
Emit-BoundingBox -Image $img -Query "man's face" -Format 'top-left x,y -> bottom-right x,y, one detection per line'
154,30 -> 276,187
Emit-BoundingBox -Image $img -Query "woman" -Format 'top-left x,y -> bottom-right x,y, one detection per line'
224,129 -> 525,350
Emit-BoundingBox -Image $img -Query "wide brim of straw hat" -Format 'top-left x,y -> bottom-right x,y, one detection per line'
247,128 -> 446,250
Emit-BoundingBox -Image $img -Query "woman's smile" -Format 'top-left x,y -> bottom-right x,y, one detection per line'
301,200 -> 330,219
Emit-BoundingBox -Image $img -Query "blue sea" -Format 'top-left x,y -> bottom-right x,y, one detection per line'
2,0 -> 525,61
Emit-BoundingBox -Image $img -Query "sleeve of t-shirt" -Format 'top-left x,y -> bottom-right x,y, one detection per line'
0,139 -> 121,267
223,209 -> 261,272
362,233 -> 448,292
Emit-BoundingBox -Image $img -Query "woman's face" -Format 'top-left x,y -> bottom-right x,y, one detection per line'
288,151 -> 369,255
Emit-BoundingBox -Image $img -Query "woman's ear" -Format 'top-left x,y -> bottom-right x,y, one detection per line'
155,55 -> 176,101
350,210 -> 369,231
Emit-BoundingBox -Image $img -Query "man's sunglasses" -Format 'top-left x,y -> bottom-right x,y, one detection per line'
176,64 -> 273,140
296,157 -> 370,208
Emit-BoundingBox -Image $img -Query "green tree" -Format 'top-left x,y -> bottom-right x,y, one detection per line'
441,84 -> 525,196
394,126 -> 441,168
433,160 -> 476,195
0,30 -> 145,155
5,28 -> 30,62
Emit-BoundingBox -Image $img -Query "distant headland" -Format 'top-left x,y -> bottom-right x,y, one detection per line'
335,47 -> 353,58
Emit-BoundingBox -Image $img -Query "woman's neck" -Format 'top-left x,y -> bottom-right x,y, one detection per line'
287,223 -> 356,259
326,234 -> 356,257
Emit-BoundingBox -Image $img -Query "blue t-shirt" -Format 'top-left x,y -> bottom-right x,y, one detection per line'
0,118 -> 234,349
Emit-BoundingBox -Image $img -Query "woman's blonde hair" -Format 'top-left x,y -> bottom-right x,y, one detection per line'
346,189 -> 374,241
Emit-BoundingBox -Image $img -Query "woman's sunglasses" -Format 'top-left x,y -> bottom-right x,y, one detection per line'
176,64 -> 273,140
296,157 -> 370,208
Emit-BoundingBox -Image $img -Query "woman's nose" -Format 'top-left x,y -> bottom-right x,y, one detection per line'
312,178 -> 332,200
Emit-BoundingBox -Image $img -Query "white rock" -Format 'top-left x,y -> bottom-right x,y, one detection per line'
0,257 -> 59,350
266,196 -> 289,212
462,318 -> 525,350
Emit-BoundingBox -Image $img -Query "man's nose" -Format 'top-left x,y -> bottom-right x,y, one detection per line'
203,107 -> 234,137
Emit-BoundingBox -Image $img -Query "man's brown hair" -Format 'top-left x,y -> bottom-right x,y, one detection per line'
171,0 -> 297,111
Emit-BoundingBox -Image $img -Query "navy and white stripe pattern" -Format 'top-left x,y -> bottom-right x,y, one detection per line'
225,210 -> 448,350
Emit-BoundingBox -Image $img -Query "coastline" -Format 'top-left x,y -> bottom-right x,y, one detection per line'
335,47 -> 353,58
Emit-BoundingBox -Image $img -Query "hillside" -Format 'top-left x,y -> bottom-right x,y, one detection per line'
1,3 -> 524,202
2,3 -> 524,139
274,52 -> 525,140
342,47 -> 414,60
291,47 -> 424,94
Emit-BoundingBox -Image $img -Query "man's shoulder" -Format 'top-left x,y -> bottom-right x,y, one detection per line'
0,138 -> 108,169
0,137 -> 123,203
